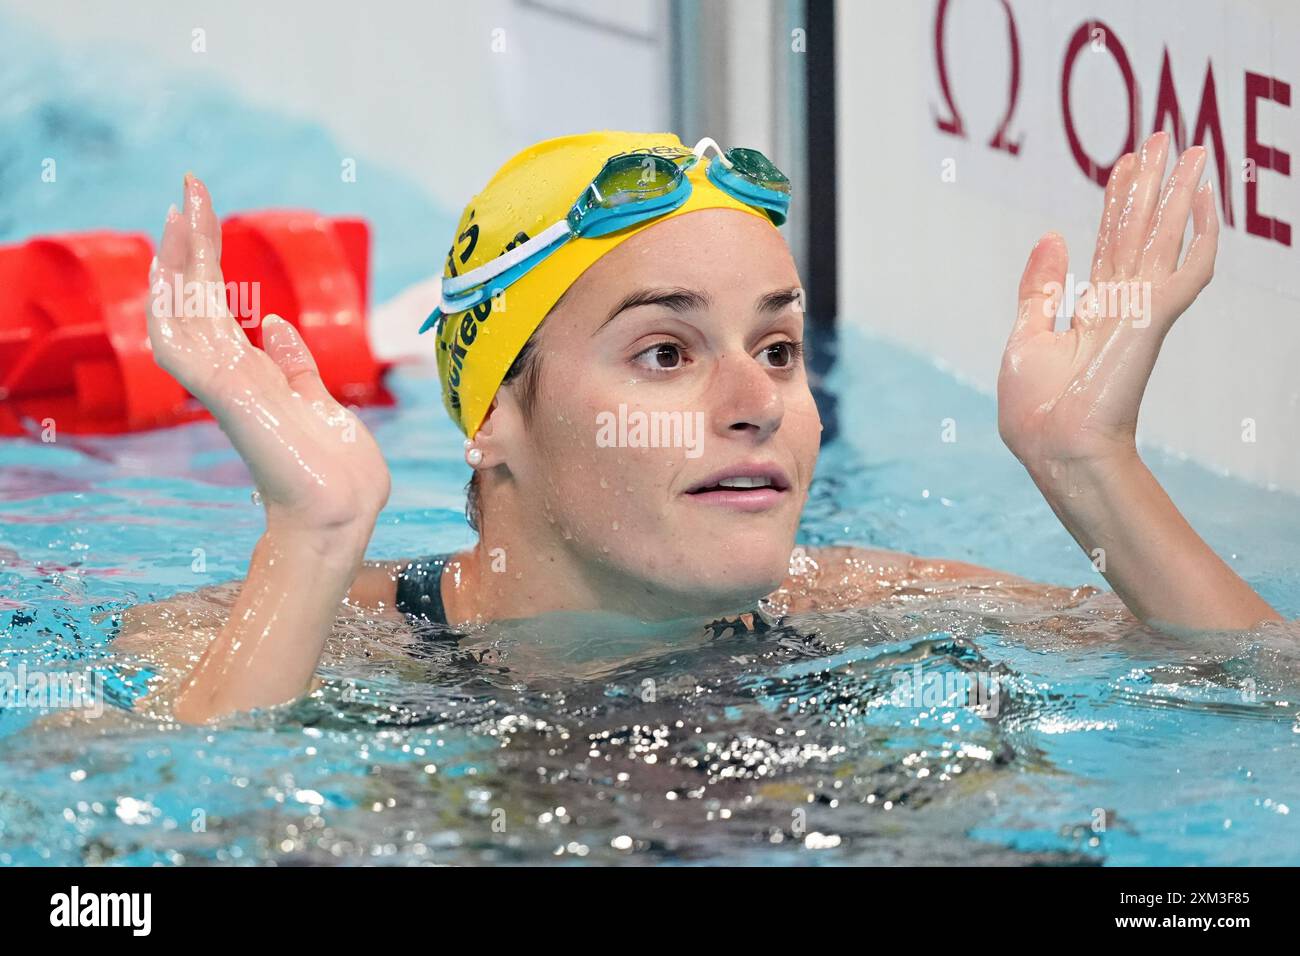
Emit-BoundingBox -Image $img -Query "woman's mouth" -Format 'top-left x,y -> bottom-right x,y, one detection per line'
683,466 -> 791,512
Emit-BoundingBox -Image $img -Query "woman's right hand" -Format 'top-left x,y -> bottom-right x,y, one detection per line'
148,174 -> 390,541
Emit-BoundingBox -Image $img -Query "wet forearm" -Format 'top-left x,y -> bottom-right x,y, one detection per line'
172,520 -> 373,723
1028,450 -> 1282,633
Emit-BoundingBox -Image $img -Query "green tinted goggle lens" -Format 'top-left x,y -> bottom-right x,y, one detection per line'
590,154 -> 683,208
725,147 -> 790,193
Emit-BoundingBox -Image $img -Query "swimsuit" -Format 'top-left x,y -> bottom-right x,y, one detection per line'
392,552 -> 774,637
393,553 -> 456,626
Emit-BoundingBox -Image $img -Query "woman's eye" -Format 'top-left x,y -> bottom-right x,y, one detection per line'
632,342 -> 685,371
759,340 -> 803,368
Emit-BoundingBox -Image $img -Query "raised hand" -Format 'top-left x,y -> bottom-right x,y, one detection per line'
148,174 -> 390,538
994,134 -> 1280,634
142,174 -> 393,722
998,131 -> 1218,472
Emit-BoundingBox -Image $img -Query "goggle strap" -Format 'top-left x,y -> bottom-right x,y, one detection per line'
441,218 -> 571,298
418,307 -> 442,335
691,136 -> 732,169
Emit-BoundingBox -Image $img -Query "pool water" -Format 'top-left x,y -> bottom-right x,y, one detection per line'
2,328 -> 1297,866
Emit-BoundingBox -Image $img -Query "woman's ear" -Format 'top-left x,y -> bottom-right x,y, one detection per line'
469,396 -> 512,470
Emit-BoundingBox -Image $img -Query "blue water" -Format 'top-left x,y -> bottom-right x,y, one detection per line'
1,328 -> 1297,866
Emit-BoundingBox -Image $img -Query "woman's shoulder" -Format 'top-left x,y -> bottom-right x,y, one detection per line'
803,544 -> 1020,581
349,551 -> 466,617
769,544 -> 1015,615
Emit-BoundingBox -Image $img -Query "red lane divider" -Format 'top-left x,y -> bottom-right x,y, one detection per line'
0,212 -> 392,437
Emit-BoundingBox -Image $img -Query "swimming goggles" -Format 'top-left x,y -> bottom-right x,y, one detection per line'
418,137 -> 790,332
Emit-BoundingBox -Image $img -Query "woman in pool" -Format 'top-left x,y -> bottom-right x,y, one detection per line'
132,129 -> 1282,724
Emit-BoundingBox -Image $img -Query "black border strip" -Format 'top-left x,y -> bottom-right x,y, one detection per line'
805,0 -> 837,337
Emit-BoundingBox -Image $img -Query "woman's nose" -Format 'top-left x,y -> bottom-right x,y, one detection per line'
708,351 -> 785,440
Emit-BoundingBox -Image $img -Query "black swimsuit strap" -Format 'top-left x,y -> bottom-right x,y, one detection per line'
394,553 -> 455,625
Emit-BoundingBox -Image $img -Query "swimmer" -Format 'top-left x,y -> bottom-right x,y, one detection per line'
128,130 -> 1282,724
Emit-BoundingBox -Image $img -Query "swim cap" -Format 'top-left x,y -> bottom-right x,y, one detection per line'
433,130 -> 779,437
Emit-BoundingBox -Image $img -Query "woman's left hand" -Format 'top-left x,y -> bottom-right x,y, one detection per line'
998,131 -> 1219,474
992,132 -> 1280,634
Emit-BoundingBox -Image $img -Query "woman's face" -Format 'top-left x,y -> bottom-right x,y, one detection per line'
500,208 -> 822,616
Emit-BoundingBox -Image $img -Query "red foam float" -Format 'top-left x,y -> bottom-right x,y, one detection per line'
0,212 -> 391,437
220,213 -> 388,406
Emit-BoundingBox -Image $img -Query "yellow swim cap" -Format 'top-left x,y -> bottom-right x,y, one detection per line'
432,130 -> 779,437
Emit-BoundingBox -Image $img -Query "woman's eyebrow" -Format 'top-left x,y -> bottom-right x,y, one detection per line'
756,286 -> 804,314
596,287 -> 712,333
595,285 -> 803,334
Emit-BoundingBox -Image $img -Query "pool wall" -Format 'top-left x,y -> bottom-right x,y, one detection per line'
839,0 -> 1300,494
